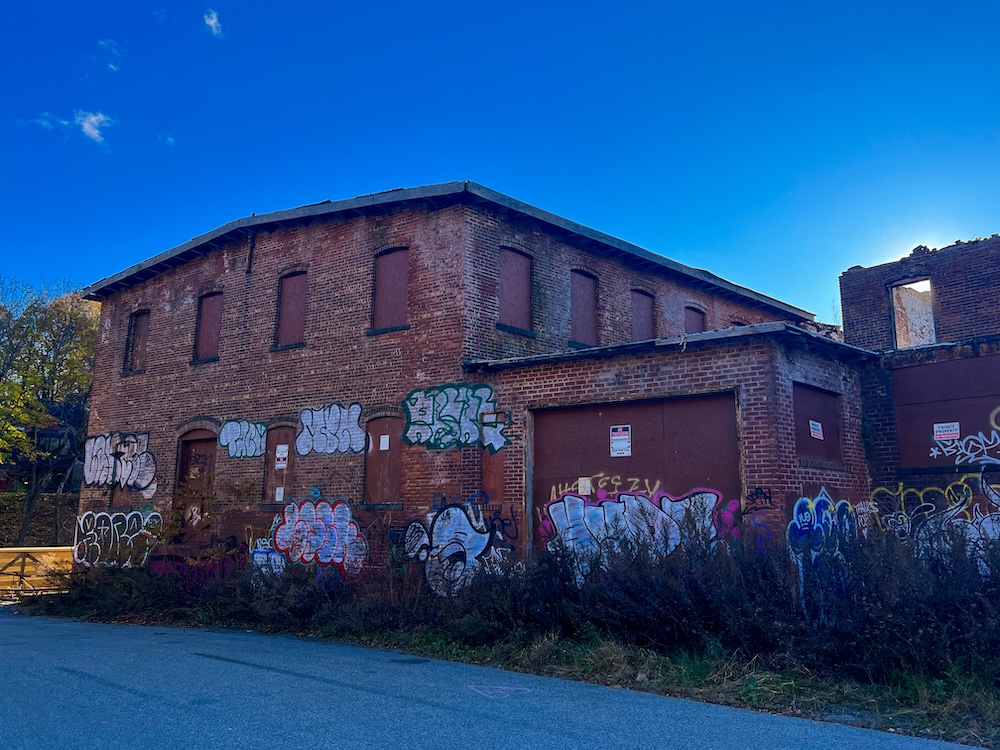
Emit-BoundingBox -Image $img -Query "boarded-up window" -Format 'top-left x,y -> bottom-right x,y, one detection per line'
373,248 -> 409,330
684,306 -> 706,334
275,272 -> 307,348
570,270 -> 598,346
194,293 -> 223,361
499,248 -> 532,332
793,383 -> 842,463
264,426 -> 295,504
631,290 -> 655,341
891,279 -> 936,348
124,310 -> 150,373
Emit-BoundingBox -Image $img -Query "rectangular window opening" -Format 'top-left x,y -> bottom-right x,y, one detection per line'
274,272 -> 307,349
891,279 -> 936,348
630,290 -> 655,341
498,248 -> 533,333
372,248 -> 409,332
124,310 -> 150,374
570,270 -> 598,347
193,293 -> 223,362
684,306 -> 706,334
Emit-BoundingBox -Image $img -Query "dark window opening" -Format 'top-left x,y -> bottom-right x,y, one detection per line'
372,248 -> 409,332
124,310 -> 150,374
793,383 -> 842,463
274,272 -> 307,349
570,270 -> 598,347
684,306 -> 706,334
891,279 -> 936,348
498,248 -> 532,333
630,290 -> 655,341
193,293 -> 223,362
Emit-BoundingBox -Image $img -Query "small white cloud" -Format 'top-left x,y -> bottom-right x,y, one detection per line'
31,112 -> 69,130
159,133 -> 176,147
204,9 -> 222,36
152,9 -> 166,21
98,39 -> 124,72
74,111 -> 114,143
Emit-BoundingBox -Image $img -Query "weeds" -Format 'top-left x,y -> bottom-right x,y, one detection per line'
20,527 -> 1000,748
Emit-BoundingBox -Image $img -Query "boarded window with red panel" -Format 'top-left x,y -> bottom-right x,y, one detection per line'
275,272 -> 307,348
570,270 -> 598,347
630,290 -> 655,341
498,248 -> 532,333
793,383 -> 842,463
124,310 -> 150,373
372,248 -> 409,331
194,292 -> 223,362
684,306 -> 706,334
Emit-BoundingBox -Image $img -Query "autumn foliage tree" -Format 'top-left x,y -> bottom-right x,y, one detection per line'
0,277 -> 98,544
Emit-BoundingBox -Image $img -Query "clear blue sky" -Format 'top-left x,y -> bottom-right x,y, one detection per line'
4,1 -> 999,323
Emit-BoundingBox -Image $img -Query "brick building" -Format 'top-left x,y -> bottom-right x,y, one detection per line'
77,182 -> 874,589
839,239 -> 1000,545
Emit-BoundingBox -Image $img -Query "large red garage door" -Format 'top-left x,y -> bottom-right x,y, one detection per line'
532,392 -> 741,554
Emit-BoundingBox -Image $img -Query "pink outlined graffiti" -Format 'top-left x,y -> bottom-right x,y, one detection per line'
539,487 -> 732,583
272,489 -> 368,578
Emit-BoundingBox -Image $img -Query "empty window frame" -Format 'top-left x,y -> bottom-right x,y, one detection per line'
891,279 -> 936,348
684,306 -> 707,334
274,272 -> 307,349
793,383 -> 842,463
630,290 -> 655,341
193,292 -> 223,362
124,310 -> 150,374
372,248 -> 409,332
498,247 -> 532,333
570,270 -> 598,347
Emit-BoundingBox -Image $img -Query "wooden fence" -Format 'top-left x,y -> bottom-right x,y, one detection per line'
0,547 -> 73,597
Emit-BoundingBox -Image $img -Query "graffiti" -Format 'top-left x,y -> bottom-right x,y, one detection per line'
930,429 -> 1000,464
73,509 -> 163,567
402,383 -> 508,453
431,490 -> 519,541
404,503 -> 517,596
786,488 -> 857,627
547,472 -> 663,502
870,471 -> 1000,564
540,488 -> 727,584
743,487 -> 773,514
295,403 -> 366,456
83,432 -> 158,499
218,419 -> 266,458
272,489 -> 368,577
249,516 -> 286,574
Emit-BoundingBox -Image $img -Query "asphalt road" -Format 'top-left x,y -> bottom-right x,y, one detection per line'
0,605 -> 979,750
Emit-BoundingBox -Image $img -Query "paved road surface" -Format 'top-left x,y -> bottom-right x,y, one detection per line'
0,605 -> 978,750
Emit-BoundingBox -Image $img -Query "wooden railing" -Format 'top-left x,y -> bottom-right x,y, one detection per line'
0,547 -> 73,596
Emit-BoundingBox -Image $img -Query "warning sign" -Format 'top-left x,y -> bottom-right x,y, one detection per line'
933,422 -> 961,441
610,424 -> 631,457
808,420 -> 824,440
275,444 -> 289,470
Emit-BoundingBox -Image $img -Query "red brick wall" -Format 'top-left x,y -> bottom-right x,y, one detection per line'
840,238 -> 1000,351
484,334 -> 869,554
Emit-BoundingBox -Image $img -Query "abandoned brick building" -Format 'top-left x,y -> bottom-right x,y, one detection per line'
75,182 -> 996,593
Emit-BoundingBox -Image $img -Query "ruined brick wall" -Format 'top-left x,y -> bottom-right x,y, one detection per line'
840,237 -> 1000,350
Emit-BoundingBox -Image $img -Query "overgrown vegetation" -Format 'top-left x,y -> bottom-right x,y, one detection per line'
22,529 -> 1000,748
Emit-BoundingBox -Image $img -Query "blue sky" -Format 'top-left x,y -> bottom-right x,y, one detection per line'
4,1 -> 999,323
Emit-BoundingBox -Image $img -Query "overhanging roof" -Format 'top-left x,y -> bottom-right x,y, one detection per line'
82,181 -> 813,320
464,322 -> 875,373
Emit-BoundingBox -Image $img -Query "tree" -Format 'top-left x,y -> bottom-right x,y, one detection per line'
0,278 -> 98,544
